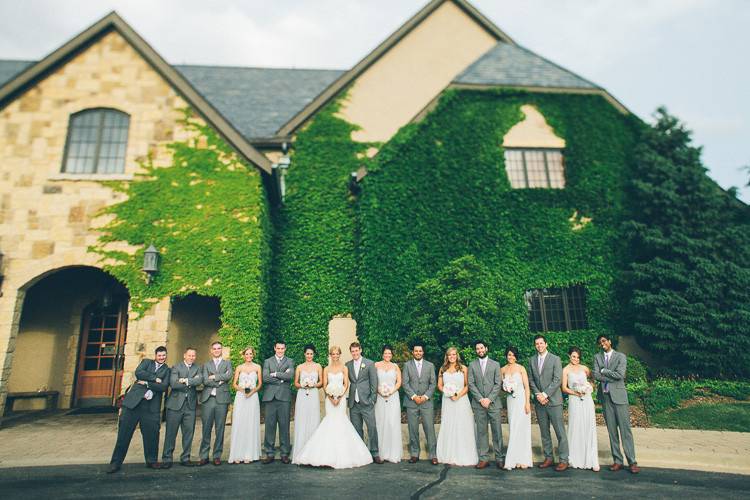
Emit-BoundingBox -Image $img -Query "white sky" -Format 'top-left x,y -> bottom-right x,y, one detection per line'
1,0 -> 748,201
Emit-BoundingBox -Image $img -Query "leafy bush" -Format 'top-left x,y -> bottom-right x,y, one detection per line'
625,355 -> 648,384
697,380 -> 750,400
641,379 -> 694,414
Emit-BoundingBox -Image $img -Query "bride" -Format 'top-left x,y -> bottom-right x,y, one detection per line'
436,347 -> 478,466
293,345 -> 373,469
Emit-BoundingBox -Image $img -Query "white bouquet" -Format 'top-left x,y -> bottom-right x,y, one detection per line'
239,378 -> 256,394
379,382 -> 395,402
325,382 -> 345,401
301,375 -> 316,396
443,383 -> 459,398
502,376 -> 518,398
571,381 -> 593,401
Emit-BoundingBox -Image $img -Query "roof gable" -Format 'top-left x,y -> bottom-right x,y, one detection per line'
0,12 -> 271,173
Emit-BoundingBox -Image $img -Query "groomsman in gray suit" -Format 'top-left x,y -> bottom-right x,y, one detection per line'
262,340 -> 295,464
199,341 -> 233,466
594,334 -> 640,474
106,346 -> 170,473
346,342 -> 383,464
401,341 -> 438,464
468,340 -> 505,469
161,347 -> 202,468
528,335 -> 569,471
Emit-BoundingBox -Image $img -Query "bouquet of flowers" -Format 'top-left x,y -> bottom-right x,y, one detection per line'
379,382 -> 395,402
502,376 -> 518,398
301,375 -> 316,396
571,381 -> 593,401
443,383 -> 459,398
325,381 -> 346,402
239,378 -> 256,395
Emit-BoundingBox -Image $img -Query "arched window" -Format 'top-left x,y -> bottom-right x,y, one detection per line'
62,108 -> 129,174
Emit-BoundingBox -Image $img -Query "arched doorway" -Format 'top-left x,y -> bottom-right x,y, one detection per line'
6,266 -> 129,411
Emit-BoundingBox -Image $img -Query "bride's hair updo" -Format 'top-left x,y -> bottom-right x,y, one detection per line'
242,346 -> 255,356
328,345 -> 341,356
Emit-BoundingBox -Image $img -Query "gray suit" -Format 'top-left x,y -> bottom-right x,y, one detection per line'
199,358 -> 233,460
162,361 -> 202,463
346,357 -> 379,457
402,359 -> 437,459
594,350 -> 636,466
529,352 -> 569,462
262,356 -> 294,457
468,357 -> 504,462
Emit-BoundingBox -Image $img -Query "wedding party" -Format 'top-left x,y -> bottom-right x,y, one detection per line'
105,335 -> 638,474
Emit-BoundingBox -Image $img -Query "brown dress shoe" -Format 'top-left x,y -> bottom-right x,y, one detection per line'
496,461 -> 505,469
281,456 -> 291,464
609,463 -> 624,472
373,456 -> 384,464
475,461 -> 489,469
213,458 -> 221,466
262,456 -> 275,464
629,464 -> 641,474
146,462 -> 162,470
198,459 -> 209,466
538,458 -> 554,469
408,456 -> 418,463
431,458 -> 439,465
555,462 -> 569,472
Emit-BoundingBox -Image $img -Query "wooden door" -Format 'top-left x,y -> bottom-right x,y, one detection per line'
74,300 -> 128,406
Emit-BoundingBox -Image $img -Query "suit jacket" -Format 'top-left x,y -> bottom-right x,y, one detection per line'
166,361 -> 202,411
468,357 -> 503,409
528,352 -> 563,406
401,359 -> 437,409
199,358 -> 233,405
346,357 -> 377,407
122,359 -> 171,413
261,356 -> 294,402
593,350 -> 629,405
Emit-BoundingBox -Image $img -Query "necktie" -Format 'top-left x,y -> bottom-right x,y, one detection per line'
538,355 -> 544,373
604,354 -> 610,393
481,359 -> 486,376
416,361 -> 422,377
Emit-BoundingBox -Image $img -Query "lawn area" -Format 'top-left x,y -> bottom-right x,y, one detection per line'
651,402 -> 750,432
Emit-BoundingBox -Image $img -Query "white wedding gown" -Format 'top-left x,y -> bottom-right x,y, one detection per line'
291,369 -> 321,461
566,370 -> 599,470
228,371 -> 262,462
375,368 -> 403,463
436,371 -> 478,466
293,372 -> 373,469
503,372 -> 533,469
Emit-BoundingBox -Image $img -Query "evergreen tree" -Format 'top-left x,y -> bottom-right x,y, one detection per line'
622,108 -> 750,377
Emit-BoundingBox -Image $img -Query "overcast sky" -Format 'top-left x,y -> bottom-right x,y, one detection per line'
1,0 -> 747,201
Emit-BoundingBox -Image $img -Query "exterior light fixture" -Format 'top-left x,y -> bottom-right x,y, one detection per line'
142,244 -> 160,284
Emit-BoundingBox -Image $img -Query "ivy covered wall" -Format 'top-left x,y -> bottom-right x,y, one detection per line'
356,89 -> 642,364
93,113 -> 271,365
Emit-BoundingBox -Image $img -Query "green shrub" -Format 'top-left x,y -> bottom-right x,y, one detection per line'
697,380 -> 750,400
626,355 -> 648,384
642,379 -> 694,414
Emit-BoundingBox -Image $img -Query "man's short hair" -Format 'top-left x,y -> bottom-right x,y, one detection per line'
349,342 -> 361,351
155,346 -> 167,354
211,341 -> 223,348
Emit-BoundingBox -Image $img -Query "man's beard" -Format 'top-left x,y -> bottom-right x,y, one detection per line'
477,352 -> 487,359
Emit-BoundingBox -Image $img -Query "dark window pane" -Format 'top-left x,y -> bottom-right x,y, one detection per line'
85,344 -> 100,356
102,330 -> 117,343
526,285 -> 588,332
84,358 -> 98,371
63,109 -> 128,174
99,357 -> 114,370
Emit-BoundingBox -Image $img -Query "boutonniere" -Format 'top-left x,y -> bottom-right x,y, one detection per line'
360,363 -> 366,369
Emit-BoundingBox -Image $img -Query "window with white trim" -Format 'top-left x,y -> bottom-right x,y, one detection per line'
62,108 -> 129,174
504,148 -> 565,189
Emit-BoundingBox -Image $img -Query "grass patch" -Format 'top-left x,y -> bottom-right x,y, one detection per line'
651,402 -> 750,432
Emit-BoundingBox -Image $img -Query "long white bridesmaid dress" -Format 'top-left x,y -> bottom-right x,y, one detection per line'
566,370 -> 599,470
436,370 -> 478,466
375,368 -> 402,463
503,371 -> 533,469
291,369 -> 321,461
228,371 -> 262,462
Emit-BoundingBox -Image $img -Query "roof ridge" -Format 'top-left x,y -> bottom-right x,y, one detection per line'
512,43 -> 601,90
174,63 -> 345,72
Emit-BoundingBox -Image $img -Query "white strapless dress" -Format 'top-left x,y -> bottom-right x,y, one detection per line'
293,372 -> 373,469
292,369 -> 321,461
436,370 -> 478,466
503,371 -> 533,469
228,371 -> 261,462
375,368 -> 403,463
566,370 -> 599,470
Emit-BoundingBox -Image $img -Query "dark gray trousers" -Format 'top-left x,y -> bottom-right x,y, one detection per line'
110,403 -> 160,466
162,406 -> 196,463
200,396 -> 228,460
263,399 -> 291,457
535,403 -> 569,462
350,402 -> 379,456
602,393 -> 637,465
406,405 -> 437,459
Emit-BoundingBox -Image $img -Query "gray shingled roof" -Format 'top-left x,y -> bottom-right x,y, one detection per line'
0,60 -> 342,140
454,42 -> 599,89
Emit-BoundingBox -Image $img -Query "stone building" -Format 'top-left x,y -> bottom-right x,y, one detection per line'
0,0 -> 644,419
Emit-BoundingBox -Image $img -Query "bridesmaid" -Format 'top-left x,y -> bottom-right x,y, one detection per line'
501,346 -> 533,470
292,344 -> 323,461
562,346 -> 599,471
228,347 -> 262,464
436,347 -> 478,466
374,344 -> 403,463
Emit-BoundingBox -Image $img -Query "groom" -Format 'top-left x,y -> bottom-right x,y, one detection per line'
262,340 -> 295,464
402,341 -> 438,464
593,334 -> 639,474
468,340 -> 504,469
528,335 -> 569,471
346,342 -> 383,464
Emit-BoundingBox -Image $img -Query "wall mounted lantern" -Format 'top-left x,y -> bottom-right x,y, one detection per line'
142,244 -> 160,284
